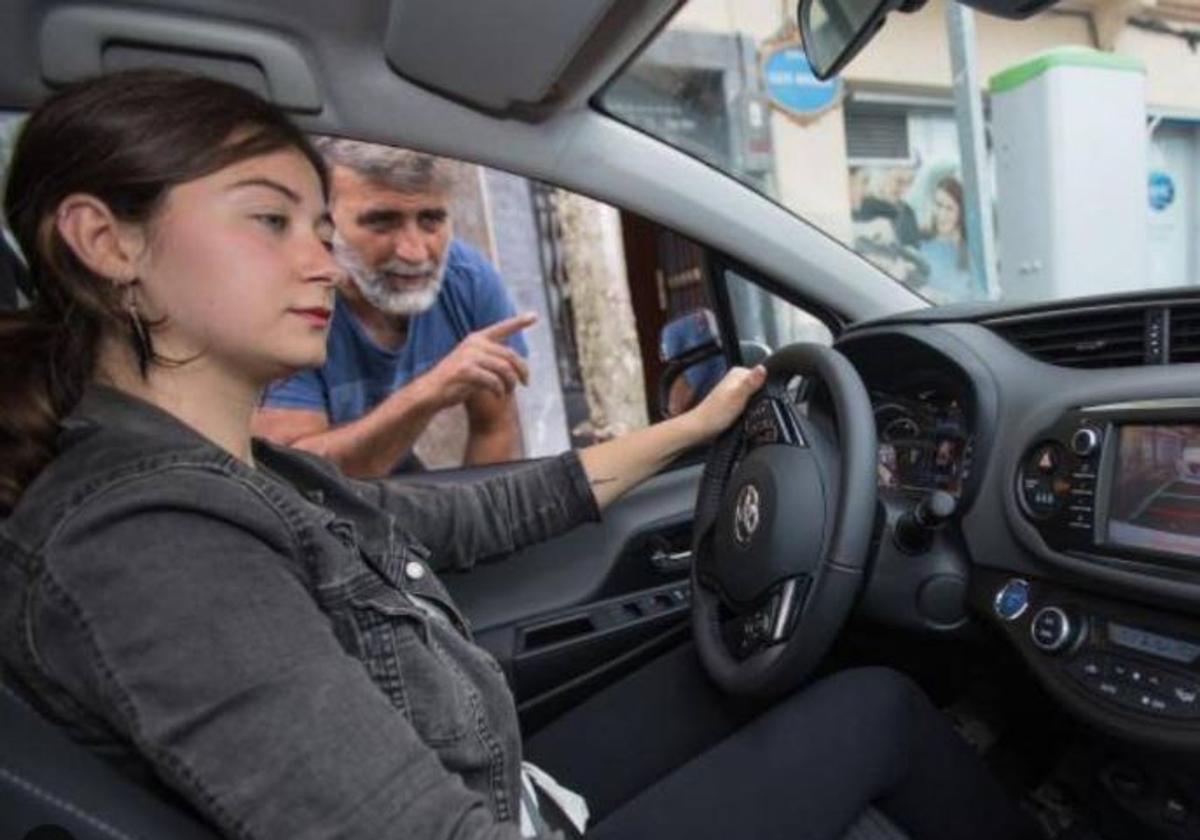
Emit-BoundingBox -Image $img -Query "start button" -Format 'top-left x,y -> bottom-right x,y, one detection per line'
994,578 -> 1030,621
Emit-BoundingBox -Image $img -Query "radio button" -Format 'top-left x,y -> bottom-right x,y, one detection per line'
1071,427 -> 1102,457
1066,653 -> 1105,683
1168,680 -> 1199,710
1031,606 -> 1076,653
1080,658 -> 1103,678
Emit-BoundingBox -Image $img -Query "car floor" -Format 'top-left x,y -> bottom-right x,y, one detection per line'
828,623 -> 1200,840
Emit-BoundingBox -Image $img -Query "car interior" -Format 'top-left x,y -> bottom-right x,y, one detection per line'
3,1 -> 1200,839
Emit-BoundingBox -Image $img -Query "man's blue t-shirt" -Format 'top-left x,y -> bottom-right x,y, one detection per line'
264,238 -> 527,424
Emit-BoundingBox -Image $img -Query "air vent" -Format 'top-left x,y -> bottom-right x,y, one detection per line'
988,308 -> 1148,368
1170,304 -> 1200,363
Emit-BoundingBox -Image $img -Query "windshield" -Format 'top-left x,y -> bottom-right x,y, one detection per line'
602,1 -> 1197,308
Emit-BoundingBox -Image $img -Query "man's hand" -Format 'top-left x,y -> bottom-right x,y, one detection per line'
422,313 -> 536,409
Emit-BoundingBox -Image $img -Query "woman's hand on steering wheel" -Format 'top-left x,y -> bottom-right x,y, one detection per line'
685,365 -> 767,442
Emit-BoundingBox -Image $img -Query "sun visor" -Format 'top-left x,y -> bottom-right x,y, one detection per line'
384,0 -> 648,116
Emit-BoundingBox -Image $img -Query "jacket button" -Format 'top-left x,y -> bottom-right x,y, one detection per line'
405,560 -> 426,581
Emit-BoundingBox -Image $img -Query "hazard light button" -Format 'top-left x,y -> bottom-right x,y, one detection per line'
1020,442 -> 1069,519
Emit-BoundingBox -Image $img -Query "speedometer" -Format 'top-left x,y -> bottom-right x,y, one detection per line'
882,416 -> 920,443
873,401 -> 921,442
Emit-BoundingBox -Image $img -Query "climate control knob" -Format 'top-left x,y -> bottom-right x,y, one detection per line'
1031,606 -> 1077,654
1071,427 -> 1101,456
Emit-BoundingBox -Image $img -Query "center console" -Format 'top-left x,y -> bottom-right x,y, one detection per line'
996,400 -> 1200,745
975,569 -> 1200,748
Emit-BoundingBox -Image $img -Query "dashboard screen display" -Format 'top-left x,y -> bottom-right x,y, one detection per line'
1108,622 -> 1200,665
1108,424 -> 1200,558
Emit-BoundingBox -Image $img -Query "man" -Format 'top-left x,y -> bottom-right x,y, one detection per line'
253,138 -> 531,476
882,166 -> 920,248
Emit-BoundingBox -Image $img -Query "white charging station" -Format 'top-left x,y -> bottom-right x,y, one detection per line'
989,47 -> 1148,302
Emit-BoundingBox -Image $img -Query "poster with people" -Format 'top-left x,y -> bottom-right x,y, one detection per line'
847,163 -> 985,304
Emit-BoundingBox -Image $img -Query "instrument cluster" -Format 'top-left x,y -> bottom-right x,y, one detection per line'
873,384 -> 974,498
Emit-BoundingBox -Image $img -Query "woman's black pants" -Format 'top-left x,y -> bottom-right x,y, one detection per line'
524,644 -> 1040,840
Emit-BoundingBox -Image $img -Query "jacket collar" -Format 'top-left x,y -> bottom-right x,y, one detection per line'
61,384 -> 220,452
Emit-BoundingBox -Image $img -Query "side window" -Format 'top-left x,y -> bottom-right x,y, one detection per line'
0,112 -> 21,173
724,268 -> 833,356
0,112 -> 28,310
290,137 -> 725,472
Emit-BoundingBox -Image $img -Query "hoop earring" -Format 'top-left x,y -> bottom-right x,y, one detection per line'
124,285 -> 153,377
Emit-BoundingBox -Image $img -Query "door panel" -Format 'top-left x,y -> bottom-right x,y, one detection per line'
444,463 -> 701,633
441,463 -> 702,719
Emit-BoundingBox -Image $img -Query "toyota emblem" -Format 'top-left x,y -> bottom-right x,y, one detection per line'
733,483 -> 761,547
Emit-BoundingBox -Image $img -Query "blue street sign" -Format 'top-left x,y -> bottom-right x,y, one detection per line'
1149,170 -> 1175,212
762,44 -> 842,117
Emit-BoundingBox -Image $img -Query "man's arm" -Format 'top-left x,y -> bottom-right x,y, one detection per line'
463,389 -> 523,465
252,377 -> 443,478
254,313 -> 535,477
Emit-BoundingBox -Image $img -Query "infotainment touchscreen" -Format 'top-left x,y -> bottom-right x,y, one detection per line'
1107,424 -> 1200,559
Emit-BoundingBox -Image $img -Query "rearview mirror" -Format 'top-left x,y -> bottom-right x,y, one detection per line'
798,0 -> 911,80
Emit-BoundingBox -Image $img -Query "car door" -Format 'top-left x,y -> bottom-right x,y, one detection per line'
394,168 -> 841,730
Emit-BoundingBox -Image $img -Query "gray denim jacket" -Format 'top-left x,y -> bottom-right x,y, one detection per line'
0,386 -> 600,839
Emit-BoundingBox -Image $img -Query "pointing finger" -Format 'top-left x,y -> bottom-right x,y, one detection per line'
480,312 -> 537,342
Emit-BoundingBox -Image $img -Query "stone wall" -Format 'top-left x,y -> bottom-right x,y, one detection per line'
552,190 -> 648,440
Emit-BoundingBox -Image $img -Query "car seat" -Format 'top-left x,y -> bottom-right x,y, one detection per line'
0,680 -> 221,840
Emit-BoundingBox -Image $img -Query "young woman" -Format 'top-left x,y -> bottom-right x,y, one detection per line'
0,70 -> 1038,840
918,175 -> 982,302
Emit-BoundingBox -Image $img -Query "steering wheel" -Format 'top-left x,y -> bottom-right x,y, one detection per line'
690,343 -> 877,699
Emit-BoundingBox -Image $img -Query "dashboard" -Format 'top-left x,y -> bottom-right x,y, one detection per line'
833,293 -> 1200,752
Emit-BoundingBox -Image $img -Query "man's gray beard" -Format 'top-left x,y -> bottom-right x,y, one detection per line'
334,233 -> 449,316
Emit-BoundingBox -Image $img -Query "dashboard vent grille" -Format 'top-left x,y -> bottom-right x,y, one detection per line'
1170,304 -> 1200,363
988,309 -> 1148,368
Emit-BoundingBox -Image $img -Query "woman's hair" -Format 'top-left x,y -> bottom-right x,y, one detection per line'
0,68 -> 328,513
933,175 -> 968,271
